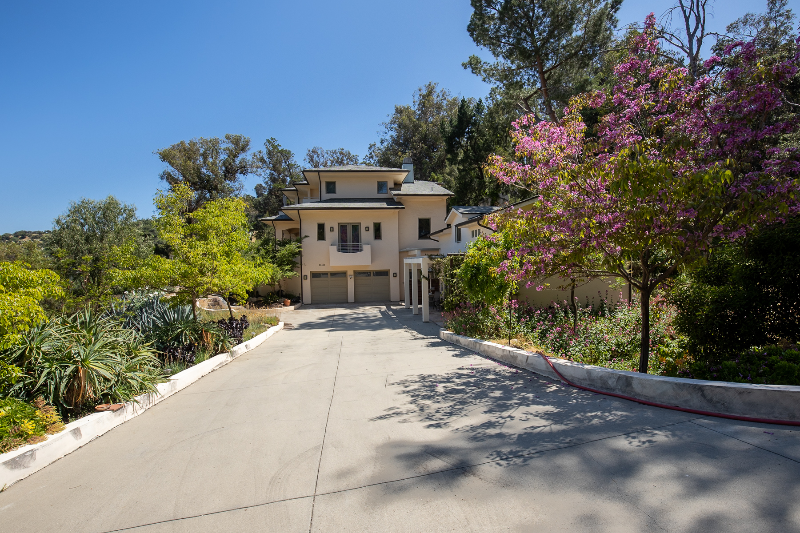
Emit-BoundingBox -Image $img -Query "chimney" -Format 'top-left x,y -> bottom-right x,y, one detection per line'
402,157 -> 414,183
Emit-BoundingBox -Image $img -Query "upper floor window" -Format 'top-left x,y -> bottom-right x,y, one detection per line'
418,218 -> 431,239
325,181 -> 336,194
456,227 -> 461,242
317,223 -> 326,241
377,181 -> 388,194
373,222 -> 382,240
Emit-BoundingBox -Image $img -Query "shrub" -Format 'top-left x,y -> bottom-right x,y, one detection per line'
0,397 -> 65,453
682,345 -> 800,385
3,310 -> 166,416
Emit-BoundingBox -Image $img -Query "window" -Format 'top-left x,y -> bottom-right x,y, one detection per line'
456,227 -> 461,242
317,223 -> 325,241
373,222 -> 382,240
377,181 -> 388,194
418,218 -> 431,239
325,181 -> 336,194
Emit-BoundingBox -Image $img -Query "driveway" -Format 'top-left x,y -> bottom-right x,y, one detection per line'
1,305 -> 799,532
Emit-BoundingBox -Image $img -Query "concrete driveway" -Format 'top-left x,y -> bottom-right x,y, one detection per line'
1,305 -> 799,532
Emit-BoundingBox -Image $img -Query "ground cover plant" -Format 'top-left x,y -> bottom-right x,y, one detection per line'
0,397 -> 64,453
445,294 -> 688,376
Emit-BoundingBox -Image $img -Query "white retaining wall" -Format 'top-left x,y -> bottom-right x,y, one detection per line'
440,330 -> 800,423
0,323 -> 284,489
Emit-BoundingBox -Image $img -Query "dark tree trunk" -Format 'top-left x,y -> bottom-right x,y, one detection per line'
192,293 -> 198,322
570,281 -> 577,331
639,286 -> 651,373
225,295 -> 234,319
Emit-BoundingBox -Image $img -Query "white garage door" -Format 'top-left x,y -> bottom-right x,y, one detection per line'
354,270 -> 390,302
310,272 -> 348,304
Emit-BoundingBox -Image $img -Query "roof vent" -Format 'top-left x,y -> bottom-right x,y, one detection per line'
402,157 -> 414,183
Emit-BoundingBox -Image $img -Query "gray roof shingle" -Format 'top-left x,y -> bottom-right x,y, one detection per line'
391,181 -> 454,196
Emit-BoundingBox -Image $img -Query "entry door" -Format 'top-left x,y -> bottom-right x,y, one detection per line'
339,223 -> 361,253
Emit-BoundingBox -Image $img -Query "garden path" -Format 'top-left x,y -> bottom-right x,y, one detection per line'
1,305 -> 799,532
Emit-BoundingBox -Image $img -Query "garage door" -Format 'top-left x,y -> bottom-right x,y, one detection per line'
310,272 -> 348,304
354,270 -> 390,302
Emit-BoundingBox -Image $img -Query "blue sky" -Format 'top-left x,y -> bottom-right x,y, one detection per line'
0,0 -> 775,232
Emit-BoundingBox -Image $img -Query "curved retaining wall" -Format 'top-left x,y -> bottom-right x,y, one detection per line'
0,323 -> 284,489
440,330 -> 800,423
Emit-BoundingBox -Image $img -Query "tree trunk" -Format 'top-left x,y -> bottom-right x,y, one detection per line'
225,295 -> 234,319
570,281 -> 577,331
638,286 -> 651,373
192,293 -> 198,322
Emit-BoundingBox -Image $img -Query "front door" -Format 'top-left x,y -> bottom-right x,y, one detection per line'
339,223 -> 361,253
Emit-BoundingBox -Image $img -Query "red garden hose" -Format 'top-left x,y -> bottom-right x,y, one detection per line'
536,353 -> 800,427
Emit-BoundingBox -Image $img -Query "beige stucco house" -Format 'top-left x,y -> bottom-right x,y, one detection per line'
262,159 -> 453,305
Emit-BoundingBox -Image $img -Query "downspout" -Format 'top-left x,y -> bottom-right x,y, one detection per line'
317,171 -> 322,202
297,210 -> 304,304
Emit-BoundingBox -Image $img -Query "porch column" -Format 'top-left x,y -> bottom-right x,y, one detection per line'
421,260 -> 429,323
404,262 -> 411,309
411,265 -> 419,315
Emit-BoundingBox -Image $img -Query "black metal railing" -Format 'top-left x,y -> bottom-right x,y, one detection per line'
336,242 -> 363,253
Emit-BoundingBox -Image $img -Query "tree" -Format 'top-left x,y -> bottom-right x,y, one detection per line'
714,0 -> 796,57
439,96 -> 516,205
0,262 -> 62,350
255,235 -> 303,294
117,184 -> 277,320
47,196 -> 153,308
366,82 -> 459,181
464,0 -> 621,120
304,147 -> 360,168
0,240 -> 51,270
155,134 -> 252,212
249,138 -> 304,226
484,16 -> 800,373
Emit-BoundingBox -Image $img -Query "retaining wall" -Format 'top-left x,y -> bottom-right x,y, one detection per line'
440,330 -> 800,423
0,323 -> 284,489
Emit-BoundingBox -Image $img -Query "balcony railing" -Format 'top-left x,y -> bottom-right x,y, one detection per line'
336,242 -> 363,253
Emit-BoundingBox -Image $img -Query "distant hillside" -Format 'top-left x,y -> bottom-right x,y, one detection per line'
0,230 -> 50,243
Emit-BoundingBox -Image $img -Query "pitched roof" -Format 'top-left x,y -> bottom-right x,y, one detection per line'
391,181 -> 454,196
303,165 -> 405,172
260,212 -> 294,221
280,198 -> 405,210
452,205 -> 501,215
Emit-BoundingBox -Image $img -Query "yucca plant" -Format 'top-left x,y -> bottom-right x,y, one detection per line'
3,309 -> 166,416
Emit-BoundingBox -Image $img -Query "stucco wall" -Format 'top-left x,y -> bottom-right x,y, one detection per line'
517,276 -> 625,308
317,172 -> 403,201
397,196 -> 448,250
297,209 -> 402,303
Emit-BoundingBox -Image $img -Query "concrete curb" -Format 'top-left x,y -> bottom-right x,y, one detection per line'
440,330 -> 800,422
0,322 -> 284,489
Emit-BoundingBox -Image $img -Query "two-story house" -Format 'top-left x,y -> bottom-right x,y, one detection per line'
262,159 -> 453,305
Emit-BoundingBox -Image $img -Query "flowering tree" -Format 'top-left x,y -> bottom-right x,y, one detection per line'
485,15 -> 800,373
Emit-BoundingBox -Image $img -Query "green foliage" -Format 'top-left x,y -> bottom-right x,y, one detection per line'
0,262 -> 63,350
445,295 -> 687,376
112,294 -> 232,363
116,184 -> 278,317
685,345 -> 800,386
366,82 -> 459,181
255,235 -> 302,291
305,146 -> 360,168
431,255 -> 468,312
248,138 -> 304,226
438,97 -> 516,205
671,217 -> 800,363
47,196 -> 153,308
457,233 -> 518,305
3,310 -> 165,416
0,397 -> 65,454
155,134 -> 252,212
465,0 -> 621,119
0,240 -> 52,270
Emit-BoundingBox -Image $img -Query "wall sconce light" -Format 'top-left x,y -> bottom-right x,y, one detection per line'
365,226 -> 369,231
349,274 -> 353,279
329,226 -> 334,232
303,275 -> 308,280
392,272 -> 397,277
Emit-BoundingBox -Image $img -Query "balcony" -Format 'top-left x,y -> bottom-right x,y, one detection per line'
329,242 -> 371,266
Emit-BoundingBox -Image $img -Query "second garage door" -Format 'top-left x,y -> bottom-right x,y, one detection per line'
354,270 -> 390,302
310,271 -> 348,304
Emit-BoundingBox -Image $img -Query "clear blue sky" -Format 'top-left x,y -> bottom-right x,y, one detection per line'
0,0 -> 774,233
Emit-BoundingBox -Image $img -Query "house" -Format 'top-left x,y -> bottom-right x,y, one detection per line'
430,206 -> 501,255
262,159 -> 453,305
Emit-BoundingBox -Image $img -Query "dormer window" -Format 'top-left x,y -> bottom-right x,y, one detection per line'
377,181 -> 388,194
325,181 -> 336,194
